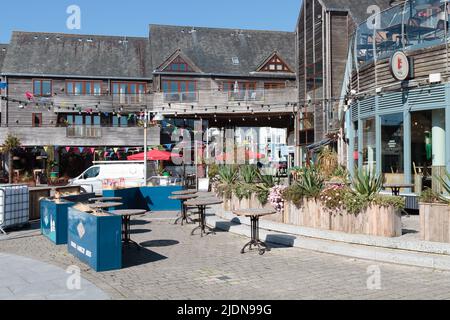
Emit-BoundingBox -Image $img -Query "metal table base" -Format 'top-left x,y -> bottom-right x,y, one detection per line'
174,201 -> 195,226
241,216 -> 270,255
121,215 -> 141,250
191,205 -> 216,237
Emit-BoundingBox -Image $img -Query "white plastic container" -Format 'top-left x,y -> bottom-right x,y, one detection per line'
0,184 -> 29,234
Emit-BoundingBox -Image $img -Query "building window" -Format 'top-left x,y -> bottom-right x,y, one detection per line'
164,57 -> 193,72
260,54 -> 292,72
32,113 -> 42,127
66,81 -> 102,95
162,80 -> 197,102
112,82 -> 146,103
381,113 -> 404,175
33,79 -> 52,97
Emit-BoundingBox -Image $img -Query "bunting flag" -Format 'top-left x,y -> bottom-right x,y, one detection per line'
125,148 -> 129,153
113,148 -> 119,153
43,146 -> 50,153
90,148 -> 95,154
103,152 -> 108,157
79,147 -> 84,153
65,147 -> 71,153
25,92 -> 35,100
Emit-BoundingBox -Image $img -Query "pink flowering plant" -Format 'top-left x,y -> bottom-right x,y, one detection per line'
269,185 -> 287,212
320,185 -> 349,212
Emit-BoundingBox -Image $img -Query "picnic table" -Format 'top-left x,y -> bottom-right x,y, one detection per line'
185,198 -> 223,237
233,209 -> 276,255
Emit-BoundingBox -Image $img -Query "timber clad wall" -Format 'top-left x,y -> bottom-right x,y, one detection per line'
352,43 -> 450,94
0,25 -> 298,147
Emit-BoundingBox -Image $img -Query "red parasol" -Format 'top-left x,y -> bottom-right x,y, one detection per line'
127,149 -> 181,161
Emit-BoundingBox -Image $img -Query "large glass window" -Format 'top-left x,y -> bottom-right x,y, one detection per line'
162,80 -> 197,102
381,113 -> 404,174
33,79 -> 52,97
66,81 -> 102,96
112,82 -> 147,103
362,118 -> 376,173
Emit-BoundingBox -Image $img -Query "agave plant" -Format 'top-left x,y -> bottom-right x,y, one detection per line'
216,165 -> 239,199
435,171 -> 450,203
297,166 -> 324,199
239,165 -> 259,184
352,169 -> 383,200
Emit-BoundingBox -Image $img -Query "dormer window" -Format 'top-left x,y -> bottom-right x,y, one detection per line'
258,53 -> 293,73
164,56 -> 193,72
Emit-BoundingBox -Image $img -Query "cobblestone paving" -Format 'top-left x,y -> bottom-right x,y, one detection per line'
1,213 -> 450,300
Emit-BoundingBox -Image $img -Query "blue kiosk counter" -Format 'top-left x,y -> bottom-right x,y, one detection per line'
40,199 -> 75,245
68,207 -> 122,272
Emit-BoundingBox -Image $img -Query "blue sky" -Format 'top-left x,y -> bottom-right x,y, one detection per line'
0,0 -> 301,43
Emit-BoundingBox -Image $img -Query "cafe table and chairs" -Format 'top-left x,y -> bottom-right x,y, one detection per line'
169,193 -> 199,225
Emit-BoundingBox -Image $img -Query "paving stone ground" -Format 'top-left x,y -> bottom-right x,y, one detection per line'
1,211 -> 450,300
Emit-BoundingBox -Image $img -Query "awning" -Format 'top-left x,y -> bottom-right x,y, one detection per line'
306,139 -> 332,152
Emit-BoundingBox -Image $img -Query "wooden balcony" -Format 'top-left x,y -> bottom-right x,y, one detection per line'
0,126 -> 160,147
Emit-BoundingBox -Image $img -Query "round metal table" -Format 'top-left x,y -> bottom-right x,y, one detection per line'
169,194 -> 199,225
172,190 -> 198,196
88,202 -> 123,211
233,209 -> 276,255
89,197 -> 123,203
185,198 -> 223,237
111,209 -> 148,249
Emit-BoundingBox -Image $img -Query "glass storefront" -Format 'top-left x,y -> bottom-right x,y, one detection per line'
362,118 -> 376,173
381,113 -> 404,174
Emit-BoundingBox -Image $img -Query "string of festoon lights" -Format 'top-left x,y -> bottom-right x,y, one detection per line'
0,88 -> 356,125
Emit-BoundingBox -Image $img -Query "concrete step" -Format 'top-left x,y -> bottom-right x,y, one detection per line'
206,214 -> 450,271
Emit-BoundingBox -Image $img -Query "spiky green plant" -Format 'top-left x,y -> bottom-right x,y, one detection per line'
352,169 -> 383,200
297,166 -> 324,199
239,165 -> 259,184
434,172 -> 450,204
216,165 -> 239,199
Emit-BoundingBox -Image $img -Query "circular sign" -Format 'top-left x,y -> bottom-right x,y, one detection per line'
390,51 -> 411,81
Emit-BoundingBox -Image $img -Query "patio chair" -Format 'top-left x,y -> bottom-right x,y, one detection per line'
198,178 -> 210,192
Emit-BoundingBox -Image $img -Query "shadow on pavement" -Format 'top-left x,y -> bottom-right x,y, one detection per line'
265,234 -> 296,248
122,247 -> 168,268
140,239 -> 180,248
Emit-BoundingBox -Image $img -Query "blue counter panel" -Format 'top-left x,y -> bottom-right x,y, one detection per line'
40,199 -> 74,245
68,208 -> 122,272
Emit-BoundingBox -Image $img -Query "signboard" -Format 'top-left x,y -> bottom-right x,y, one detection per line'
390,51 -> 413,81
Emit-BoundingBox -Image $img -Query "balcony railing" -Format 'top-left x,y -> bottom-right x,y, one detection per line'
227,90 -> 264,102
66,126 -> 102,138
163,92 -> 198,103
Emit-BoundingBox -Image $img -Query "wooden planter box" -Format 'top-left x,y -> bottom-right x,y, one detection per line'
420,202 -> 450,243
284,200 -> 402,237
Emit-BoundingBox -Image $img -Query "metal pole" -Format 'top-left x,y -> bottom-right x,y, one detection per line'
144,111 -> 148,186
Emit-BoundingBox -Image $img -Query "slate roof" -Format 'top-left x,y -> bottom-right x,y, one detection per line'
0,44 -> 7,72
2,32 -> 152,79
149,24 -> 295,77
320,0 -> 392,25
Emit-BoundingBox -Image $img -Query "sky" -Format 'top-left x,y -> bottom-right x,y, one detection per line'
0,0 -> 301,43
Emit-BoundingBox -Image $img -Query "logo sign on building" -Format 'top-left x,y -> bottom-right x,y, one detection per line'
390,51 -> 413,81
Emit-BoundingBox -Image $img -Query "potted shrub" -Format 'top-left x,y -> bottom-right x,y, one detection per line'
215,165 -> 238,211
419,174 -> 450,243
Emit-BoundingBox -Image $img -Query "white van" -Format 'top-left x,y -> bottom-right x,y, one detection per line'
69,161 -> 155,195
